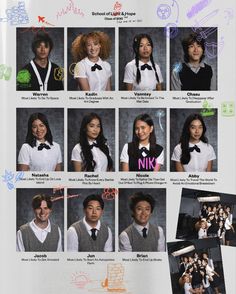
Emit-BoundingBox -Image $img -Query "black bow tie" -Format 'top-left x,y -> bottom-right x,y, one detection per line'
141,64 -> 152,71
142,227 -> 147,238
189,145 -> 201,153
90,142 -> 99,149
91,64 -> 102,71
38,143 -> 51,150
91,228 -> 97,240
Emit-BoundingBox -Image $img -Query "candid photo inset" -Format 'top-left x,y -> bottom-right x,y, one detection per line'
176,188 -> 236,247
167,238 -> 226,294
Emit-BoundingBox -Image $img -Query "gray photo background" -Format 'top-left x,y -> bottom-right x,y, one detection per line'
118,188 -> 166,239
119,27 -> 166,90
67,188 -> 115,251
16,188 -> 64,251
68,108 -> 115,171
16,27 -> 64,82
67,27 -> 115,90
170,27 -> 217,90
170,108 -> 218,172
119,108 -> 166,171
16,108 -> 64,170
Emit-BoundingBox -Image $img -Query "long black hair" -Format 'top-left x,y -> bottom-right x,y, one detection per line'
133,34 -> 160,84
129,113 -> 157,158
179,113 -> 208,165
182,33 -> 205,63
25,112 -> 53,147
79,112 -> 113,171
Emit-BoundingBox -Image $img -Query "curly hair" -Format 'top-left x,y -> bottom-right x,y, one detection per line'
71,31 -> 111,62
129,191 -> 156,214
179,113 -> 208,165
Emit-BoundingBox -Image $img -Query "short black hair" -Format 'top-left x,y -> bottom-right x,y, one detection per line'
32,194 -> 52,209
31,32 -> 53,55
182,33 -> 205,63
83,194 -> 104,210
129,192 -> 155,213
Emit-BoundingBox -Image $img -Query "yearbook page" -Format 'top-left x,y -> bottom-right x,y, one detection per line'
0,0 -> 235,293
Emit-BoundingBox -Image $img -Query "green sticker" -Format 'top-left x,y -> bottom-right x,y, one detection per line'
17,69 -> 31,84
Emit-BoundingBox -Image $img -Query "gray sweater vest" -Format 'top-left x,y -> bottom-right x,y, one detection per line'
72,220 -> 109,252
20,222 -> 59,252
125,223 -> 159,252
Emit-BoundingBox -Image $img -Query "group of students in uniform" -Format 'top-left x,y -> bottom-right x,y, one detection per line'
179,252 -> 222,294
197,203 -> 235,246
17,30 -> 214,92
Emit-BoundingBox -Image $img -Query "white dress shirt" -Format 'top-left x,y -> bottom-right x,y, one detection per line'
171,140 -> 216,172
18,140 -> 62,171
124,59 -> 163,90
16,219 -> 62,252
71,141 -> 108,172
67,217 -> 113,252
119,222 -> 166,252
74,57 -> 112,91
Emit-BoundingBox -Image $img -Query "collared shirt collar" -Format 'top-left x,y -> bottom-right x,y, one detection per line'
133,221 -> 150,233
85,57 -> 102,66
35,140 -> 50,147
83,216 -> 101,231
186,61 -> 205,70
31,218 -> 51,232
138,143 -> 150,150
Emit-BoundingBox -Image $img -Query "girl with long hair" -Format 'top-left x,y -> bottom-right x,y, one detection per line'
18,112 -> 62,171
71,112 -> 113,172
120,113 -> 164,171
171,113 -> 216,172
71,31 -> 112,91
123,33 -> 163,90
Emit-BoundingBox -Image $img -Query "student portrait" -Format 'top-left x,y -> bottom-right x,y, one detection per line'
16,28 -> 64,91
170,108 -> 217,172
67,188 -> 115,252
119,27 -> 166,91
68,108 -> 115,172
170,27 -> 217,91
67,27 -> 115,91
119,108 -> 166,172
119,188 -> 166,252
16,108 -> 64,171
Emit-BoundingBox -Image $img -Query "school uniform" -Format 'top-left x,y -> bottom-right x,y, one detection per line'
120,142 -> 164,171
16,219 -> 62,252
74,57 -> 112,91
171,140 -> 216,172
18,140 -> 62,171
123,59 -> 163,90
184,282 -> 194,294
205,265 -> 221,288
17,59 -> 64,91
225,217 -> 234,241
171,62 -> 213,91
71,141 -> 108,172
67,217 -> 113,252
198,227 -> 207,239
119,222 -> 165,252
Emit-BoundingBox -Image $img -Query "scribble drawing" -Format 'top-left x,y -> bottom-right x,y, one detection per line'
71,271 -> 91,289
224,8 -> 234,25
102,263 -> 127,292
157,4 -> 171,20
0,64 -> 12,80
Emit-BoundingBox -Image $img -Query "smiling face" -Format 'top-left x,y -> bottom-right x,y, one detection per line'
133,200 -> 152,226
85,37 -> 101,61
138,37 -> 152,62
135,120 -> 153,145
189,119 -> 203,144
84,200 -> 103,226
34,200 -> 52,225
32,119 -> 47,142
187,42 -> 203,64
35,42 -> 50,60
86,118 -> 101,141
